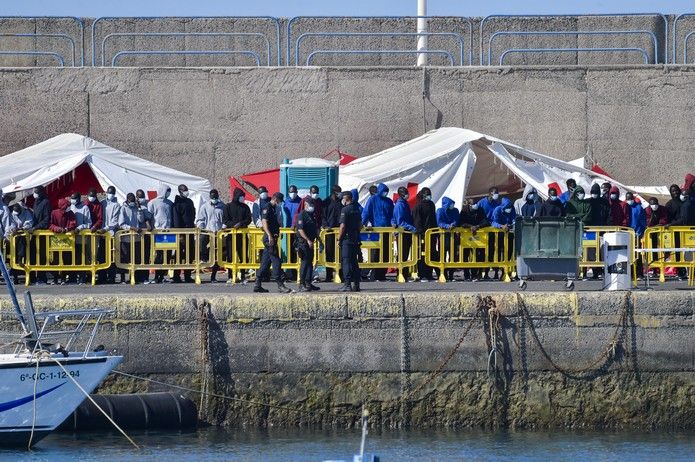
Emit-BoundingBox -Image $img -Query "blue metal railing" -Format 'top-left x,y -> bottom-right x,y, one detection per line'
111,50 -> 262,67
0,16 -> 83,66
498,47 -> 650,66
305,49 -> 455,66
101,32 -> 271,66
0,33 -> 76,66
92,16 -> 281,66
480,13 -> 668,65
0,51 -> 64,66
287,16 -> 474,66
295,31 -> 465,66
684,31 -> 695,64
488,30 -> 658,65
673,13 -> 695,64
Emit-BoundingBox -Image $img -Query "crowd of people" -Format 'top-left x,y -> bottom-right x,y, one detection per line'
1,174 -> 694,292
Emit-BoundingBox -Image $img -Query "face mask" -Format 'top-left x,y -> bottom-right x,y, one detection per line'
239,196 -> 245,203
601,189 -> 609,195
591,193 -> 599,199
527,194 -> 535,201
424,195 -> 432,202
128,202 -> 136,208
448,203 -> 455,210
610,193 -> 618,200
311,193 -> 319,200
138,198 -> 147,205
341,200 -> 348,206
289,192 -> 297,200
88,195 -> 97,202
576,193 -> 585,200
382,191 -> 389,198
471,203 -> 478,210
491,193 -> 499,201
549,195 -> 558,201
12,210 -> 19,216
568,187 -> 575,193
650,204 -> 658,211
680,194 -> 688,202
260,192 -> 269,200
305,205 -> 315,213
181,191 -> 189,198
504,208 -> 512,214
70,198 -> 78,205
107,193 -> 115,201
627,200 -> 635,206
402,194 -> 409,200
33,193 -> 39,199
211,198 -> 219,204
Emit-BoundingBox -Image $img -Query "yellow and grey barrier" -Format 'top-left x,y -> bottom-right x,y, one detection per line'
318,227 -> 417,283
114,228 -> 215,285
9,230 -> 112,286
216,227 -> 302,283
581,226 -> 638,283
643,226 -> 695,285
424,227 -> 515,283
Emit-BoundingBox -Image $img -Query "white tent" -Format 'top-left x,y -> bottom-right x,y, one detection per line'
340,127 -> 669,207
0,133 -> 213,208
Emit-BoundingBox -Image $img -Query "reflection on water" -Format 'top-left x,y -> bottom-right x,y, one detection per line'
2,427 -> 694,461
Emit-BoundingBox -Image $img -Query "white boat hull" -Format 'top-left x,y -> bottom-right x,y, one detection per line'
0,353 -> 122,445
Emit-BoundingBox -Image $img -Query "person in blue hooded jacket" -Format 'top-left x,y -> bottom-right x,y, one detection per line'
361,183 -> 394,281
490,197 -> 516,280
391,187 -> 417,280
436,196 -> 460,281
625,192 -> 647,277
476,187 -> 501,221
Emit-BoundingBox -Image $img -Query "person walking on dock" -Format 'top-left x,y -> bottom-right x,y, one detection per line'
254,192 -> 292,294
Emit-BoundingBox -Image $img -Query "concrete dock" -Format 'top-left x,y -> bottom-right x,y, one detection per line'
2,283 -> 693,430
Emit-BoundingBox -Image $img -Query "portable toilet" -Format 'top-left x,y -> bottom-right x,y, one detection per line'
280,158 -> 339,200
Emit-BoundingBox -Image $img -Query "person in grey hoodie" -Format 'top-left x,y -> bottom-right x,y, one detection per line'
69,192 -> 92,284
147,184 -> 173,283
196,189 -> 225,282
99,186 -> 121,283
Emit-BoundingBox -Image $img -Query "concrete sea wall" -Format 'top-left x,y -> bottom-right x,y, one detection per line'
1,66 -> 695,193
1,291 -> 693,429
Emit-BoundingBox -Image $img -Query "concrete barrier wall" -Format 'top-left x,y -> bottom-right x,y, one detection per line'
0,66 -> 693,194
1,291 -> 693,428
0,15 -> 689,67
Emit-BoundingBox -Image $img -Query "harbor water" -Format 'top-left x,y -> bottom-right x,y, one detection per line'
2,427 -> 694,461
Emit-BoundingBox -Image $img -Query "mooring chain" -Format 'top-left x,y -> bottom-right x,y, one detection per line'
487,306 -> 501,377
516,292 -> 630,378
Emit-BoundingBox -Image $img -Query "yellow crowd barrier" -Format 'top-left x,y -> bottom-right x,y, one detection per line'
319,227 -> 417,283
643,226 -> 695,285
424,227 -> 515,283
216,227 -> 302,283
113,228 -> 215,285
8,230 -> 112,286
580,226 -> 638,283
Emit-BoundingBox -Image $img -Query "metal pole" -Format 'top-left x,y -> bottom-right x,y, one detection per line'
417,0 -> 428,66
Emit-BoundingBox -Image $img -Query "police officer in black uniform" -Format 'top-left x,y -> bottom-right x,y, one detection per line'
338,191 -> 362,292
295,196 -> 323,292
254,192 -> 292,293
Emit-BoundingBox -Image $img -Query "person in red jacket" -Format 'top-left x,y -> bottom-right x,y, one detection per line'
49,198 -> 77,284
646,197 -> 668,227
607,186 -> 630,227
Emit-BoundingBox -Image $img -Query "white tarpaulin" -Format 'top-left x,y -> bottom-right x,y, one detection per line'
0,133 -> 213,208
340,127 -> 669,207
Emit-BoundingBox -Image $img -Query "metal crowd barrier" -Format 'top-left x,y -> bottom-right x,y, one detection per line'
0,16 -> 84,66
673,13 -> 695,63
287,16 -> 474,66
102,32 -> 271,66
216,228 -> 302,283
91,16 -> 282,66
643,226 -> 695,284
424,227 -> 515,283
113,228 -> 215,285
8,230 -> 111,286
488,30 -> 658,65
306,49 -> 455,66
295,31 -> 466,66
580,226 -> 638,282
318,227 -> 417,283
480,13 -> 669,65
499,47 -> 651,65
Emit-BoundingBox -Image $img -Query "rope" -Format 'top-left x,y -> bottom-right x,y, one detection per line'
48,356 -> 139,449
516,292 -> 630,379
112,370 -> 355,418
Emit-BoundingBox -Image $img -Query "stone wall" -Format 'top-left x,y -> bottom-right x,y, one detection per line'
1,291 -> 693,429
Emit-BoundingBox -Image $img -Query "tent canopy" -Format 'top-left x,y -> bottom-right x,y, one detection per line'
340,127 -> 669,207
0,133 -> 213,209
